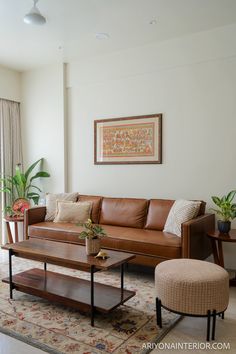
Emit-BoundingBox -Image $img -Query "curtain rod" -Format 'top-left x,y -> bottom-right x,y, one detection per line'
0,97 -> 20,104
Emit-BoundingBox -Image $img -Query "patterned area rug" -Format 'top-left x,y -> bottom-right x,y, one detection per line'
0,257 -> 181,354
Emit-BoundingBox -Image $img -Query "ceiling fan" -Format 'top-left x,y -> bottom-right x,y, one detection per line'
23,0 -> 46,25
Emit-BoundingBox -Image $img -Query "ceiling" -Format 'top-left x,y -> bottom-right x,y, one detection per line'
1,0 -> 236,72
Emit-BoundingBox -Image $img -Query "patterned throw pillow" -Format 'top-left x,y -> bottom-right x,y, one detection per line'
163,199 -> 201,237
45,192 -> 78,221
53,201 -> 92,224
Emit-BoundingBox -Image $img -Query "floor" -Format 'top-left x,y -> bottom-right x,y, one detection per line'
0,249 -> 235,354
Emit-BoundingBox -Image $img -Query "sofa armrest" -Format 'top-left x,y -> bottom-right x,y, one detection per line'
181,213 -> 215,259
24,206 -> 46,239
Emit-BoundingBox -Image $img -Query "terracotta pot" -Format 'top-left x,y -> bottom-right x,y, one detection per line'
85,238 -> 101,256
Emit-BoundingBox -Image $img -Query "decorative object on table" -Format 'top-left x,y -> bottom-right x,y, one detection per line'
79,218 -> 107,255
94,113 -> 162,165
12,198 -> 31,217
0,158 -> 50,216
211,190 -> 236,233
95,250 -> 109,259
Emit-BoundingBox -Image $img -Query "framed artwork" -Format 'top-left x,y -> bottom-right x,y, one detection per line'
94,114 -> 162,164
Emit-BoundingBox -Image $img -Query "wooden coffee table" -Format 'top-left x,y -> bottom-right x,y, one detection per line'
2,239 -> 136,326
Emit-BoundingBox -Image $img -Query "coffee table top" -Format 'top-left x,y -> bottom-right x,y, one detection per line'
207,229 -> 236,242
2,239 -> 135,270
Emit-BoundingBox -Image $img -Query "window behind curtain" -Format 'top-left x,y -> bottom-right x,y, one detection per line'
0,98 -> 23,244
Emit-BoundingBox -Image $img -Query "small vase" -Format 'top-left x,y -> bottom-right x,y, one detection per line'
85,238 -> 101,256
217,220 -> 231,234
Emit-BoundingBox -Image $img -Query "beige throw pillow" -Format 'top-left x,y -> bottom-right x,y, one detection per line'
53,201 -> 92,224
55,200 -> 73,215
45,192 -> 78,221
163,199 -> 201,237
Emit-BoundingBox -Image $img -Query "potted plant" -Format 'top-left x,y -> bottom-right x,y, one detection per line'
0,158 -> 50,217
79,219 -> 106,255
211,190 -> 236,233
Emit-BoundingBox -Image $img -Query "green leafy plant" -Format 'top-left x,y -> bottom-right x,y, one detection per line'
211,190 -> 236,222
0,158 -> 50,215
78,219 -> 106,240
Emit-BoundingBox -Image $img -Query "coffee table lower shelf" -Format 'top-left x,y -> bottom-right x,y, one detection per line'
2,268 -> 135,314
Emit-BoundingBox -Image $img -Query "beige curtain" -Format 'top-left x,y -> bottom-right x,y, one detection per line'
0,99 -> 23,244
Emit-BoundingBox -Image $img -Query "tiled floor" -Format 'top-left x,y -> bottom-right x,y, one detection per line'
0,333 -> 45,354
0,249 -> 235,354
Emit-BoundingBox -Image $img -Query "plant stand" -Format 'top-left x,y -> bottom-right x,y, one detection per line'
3,216 -> 24,243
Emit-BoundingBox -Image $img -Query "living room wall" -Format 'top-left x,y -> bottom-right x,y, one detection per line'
21,24 -> 236,268
20,64 -> 66,193
0,64 -> 20,102
67,24 -> 236,200
66,24 -> 236,268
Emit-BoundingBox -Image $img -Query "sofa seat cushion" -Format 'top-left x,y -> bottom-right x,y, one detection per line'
29,222 -> 84,243
100,225 -> 181,259
28,222 -> 181,259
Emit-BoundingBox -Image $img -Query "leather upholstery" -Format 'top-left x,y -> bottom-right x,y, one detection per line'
100,225 -> 181,259
24,206 -> 46,239
181,213 -> 214,259
28,222 -> 181,259
145,199 -> 174,230
29,222 -> 83,242
145,199 -> 206,230
77,195 -> 103,223
99,197 -> 148,228
25,194 -> 214,267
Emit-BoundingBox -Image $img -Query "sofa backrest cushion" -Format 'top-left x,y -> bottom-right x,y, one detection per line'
77,195 -> 103,224
145,199 -> 175,231
145,199 -> 206,231
99,197 -> 148,228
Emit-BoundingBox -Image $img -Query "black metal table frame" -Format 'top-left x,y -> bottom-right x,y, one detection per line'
8,249 -> 125,326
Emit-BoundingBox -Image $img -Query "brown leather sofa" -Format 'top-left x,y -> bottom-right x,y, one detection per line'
24,195 -> 215,267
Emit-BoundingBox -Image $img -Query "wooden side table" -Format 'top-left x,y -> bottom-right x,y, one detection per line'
207,229 -> 236,287
3,216 -> 24,243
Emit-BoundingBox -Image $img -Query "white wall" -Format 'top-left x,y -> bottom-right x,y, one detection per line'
67,24 -> 236,200
0,64 -> 20,101
20,64 -> 66,193
20,24 -> 236,268
67,24 -> 236,268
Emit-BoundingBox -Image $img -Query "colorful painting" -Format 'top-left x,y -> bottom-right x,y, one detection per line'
94,114 -> 162,164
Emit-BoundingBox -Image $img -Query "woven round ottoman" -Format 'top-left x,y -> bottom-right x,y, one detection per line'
155,259 -> 229,341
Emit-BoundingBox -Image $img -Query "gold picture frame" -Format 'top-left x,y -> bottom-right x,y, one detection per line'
94,114 -> 162,164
